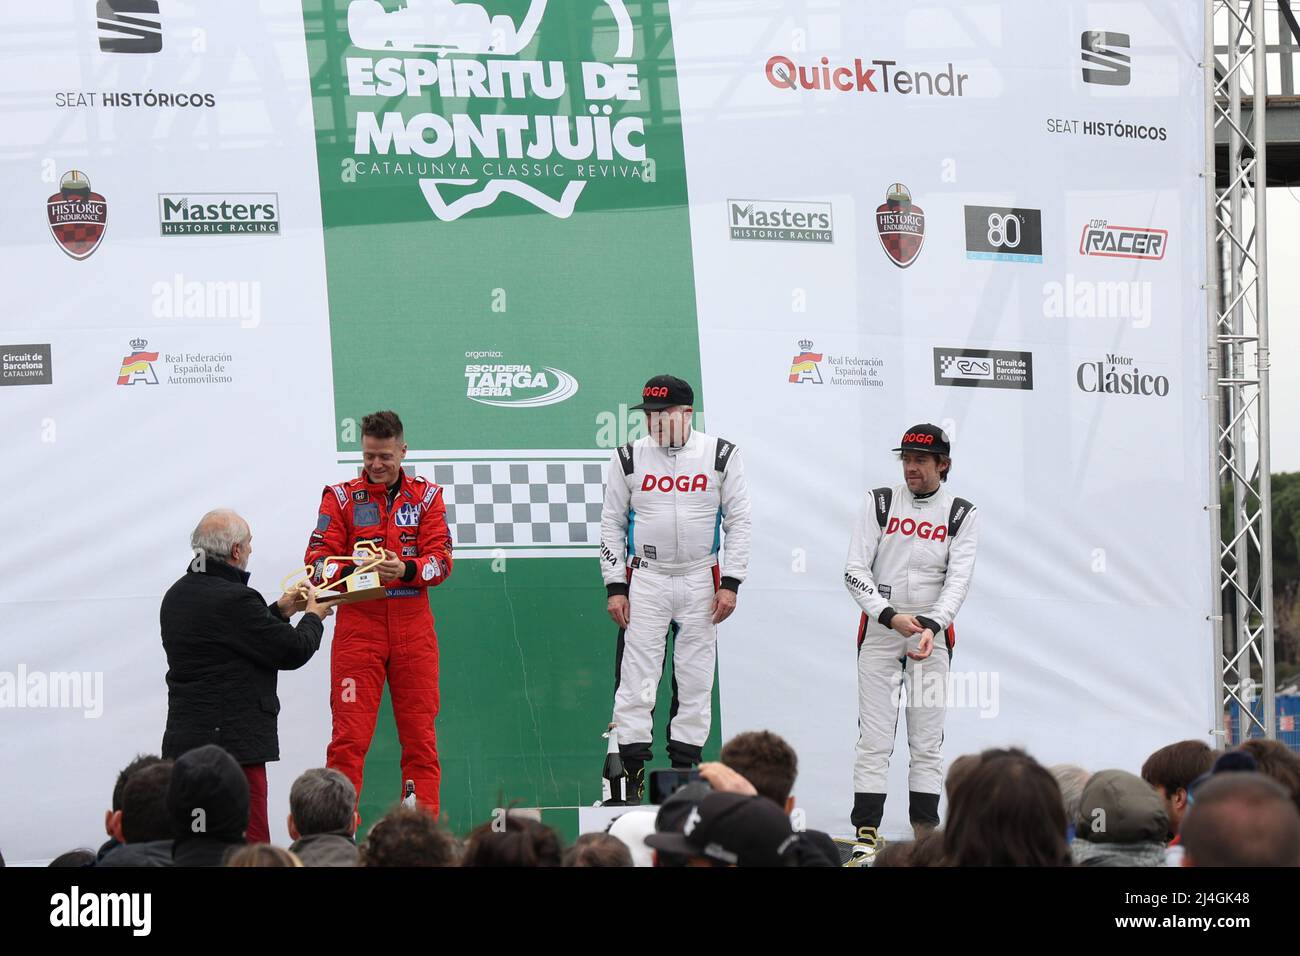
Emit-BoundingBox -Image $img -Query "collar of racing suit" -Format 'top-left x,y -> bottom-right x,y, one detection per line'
662,426 -> 696,456
903,483 -> 943,505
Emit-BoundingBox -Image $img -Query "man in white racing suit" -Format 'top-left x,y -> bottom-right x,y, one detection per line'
600,375 -> 752,802
844,423 -> 979,838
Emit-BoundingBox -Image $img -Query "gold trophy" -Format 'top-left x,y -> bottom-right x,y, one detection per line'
282,541 -> 389,606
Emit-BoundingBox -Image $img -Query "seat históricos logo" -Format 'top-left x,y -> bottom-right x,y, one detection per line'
765,54 -> 969,96
464,352 -> 579,408
47,170 -> 108,260
342,0 -> 646,221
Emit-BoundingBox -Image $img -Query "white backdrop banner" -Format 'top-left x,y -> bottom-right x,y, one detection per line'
0,0 -> 1210,859
670,0 -> 1212,835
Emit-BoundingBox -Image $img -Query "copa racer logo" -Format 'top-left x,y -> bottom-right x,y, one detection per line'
464,351 -> 579,407
1079,220 -> 1167,260
344,0 -> 643,221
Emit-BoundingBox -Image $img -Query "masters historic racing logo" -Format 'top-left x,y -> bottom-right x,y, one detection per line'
48,170 -> 108,260
876,183 -> 924,267
934,348 -> 1033,390
158,194 -> 281,235
343,0 -> 644,221
729,200 -> 832,243
1079,220 -> 1167,260
464,351 -> 579,407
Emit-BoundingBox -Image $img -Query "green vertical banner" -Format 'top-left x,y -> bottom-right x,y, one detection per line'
300,0 -> 711,833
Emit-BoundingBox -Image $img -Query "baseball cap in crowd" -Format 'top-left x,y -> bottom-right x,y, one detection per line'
645,791 -> 799,867
631,374 -> 694,411
893,423 -> 951,456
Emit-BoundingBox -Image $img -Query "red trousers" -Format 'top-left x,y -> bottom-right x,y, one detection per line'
243,763 -> 269,844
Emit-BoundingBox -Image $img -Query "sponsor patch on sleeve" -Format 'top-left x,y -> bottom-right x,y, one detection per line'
421,561 -> 438,581
316,513 -> 331,533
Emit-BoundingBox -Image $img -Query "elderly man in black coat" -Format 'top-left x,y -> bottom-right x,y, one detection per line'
161,508 -> 333,845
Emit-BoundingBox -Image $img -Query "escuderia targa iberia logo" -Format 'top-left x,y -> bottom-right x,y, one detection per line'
343,0 -> 645,221
788,340 -> 823,384
118,339 -> 159,385
47,170 -> 108,260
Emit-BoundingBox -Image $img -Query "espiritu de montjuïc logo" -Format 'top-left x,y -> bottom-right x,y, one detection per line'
343,0 -> 646,220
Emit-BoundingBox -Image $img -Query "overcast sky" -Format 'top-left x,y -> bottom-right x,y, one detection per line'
1267,187 -> 1298,474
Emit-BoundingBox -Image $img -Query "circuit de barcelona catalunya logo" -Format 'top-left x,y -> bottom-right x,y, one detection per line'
47,170 -> 108,260
344,0 -> 643,221
875,183 -> 924,267
463,353 -> 579,407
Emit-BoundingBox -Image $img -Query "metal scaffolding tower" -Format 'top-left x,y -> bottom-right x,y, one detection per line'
1207,0 -> 1277,744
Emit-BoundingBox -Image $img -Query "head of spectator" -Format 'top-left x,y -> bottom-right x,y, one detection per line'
945,753 -> 981,806
191,508 -> 253,571
1237,739 -> 1300,814
286,768 -> 359,867
121,762 -> 175,844
1140,739 -> 1214,839
96,762 -> 177,867
563,832 -> 633,867
49,849 -> 96,867
910,827 -> 947,867
606,809 -> 657,867
715,733 -> 840,866
461,812 -> 562,867
103,754 -> 164,854
360,806 -> 459,867
646,791 -> 799,867
1181,772 -> 1300,866
1070,769 -> 1168,867
648,781 -> 713,868
166,744 -> 249,867
943,747 -> 1070,866
871,840 -> 916,867
1049,764 -> 1090,839
720,730 -> 798,811
226,844 -> 302,867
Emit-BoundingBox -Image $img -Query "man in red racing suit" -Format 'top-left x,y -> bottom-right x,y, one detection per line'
304,410 -> 453,816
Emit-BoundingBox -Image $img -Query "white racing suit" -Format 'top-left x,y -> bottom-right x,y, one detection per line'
600,429 -> 751,771
844,483 -> 978,831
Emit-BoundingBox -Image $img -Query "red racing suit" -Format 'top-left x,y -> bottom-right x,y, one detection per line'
304,471 -> 453,816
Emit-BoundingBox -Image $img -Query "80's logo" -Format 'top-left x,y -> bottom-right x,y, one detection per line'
964,206 -> 1042,264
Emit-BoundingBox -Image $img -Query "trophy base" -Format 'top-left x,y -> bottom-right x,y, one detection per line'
316,586 -> 388,606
